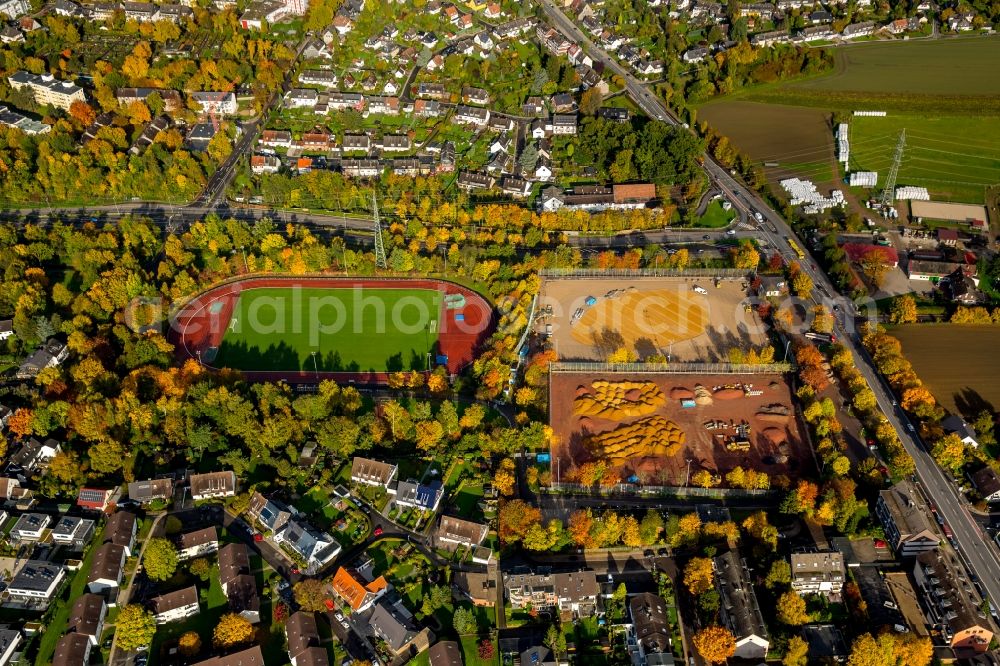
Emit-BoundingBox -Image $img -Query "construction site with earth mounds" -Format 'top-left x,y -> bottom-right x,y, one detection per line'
549,369 -> 813,488
537,275 -> 769,363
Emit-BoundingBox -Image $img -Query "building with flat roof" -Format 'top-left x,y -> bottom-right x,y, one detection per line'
10,513 -> 51,541
790,552 -> 845,596
914,548 -> 993,655
714,550 -> 769,660
876,481 -> 939,556
51,516 -> 95,549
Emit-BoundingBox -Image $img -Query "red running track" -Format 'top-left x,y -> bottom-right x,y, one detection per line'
167,276 -> 495,384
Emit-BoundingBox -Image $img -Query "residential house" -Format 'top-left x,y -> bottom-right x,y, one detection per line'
0,322 -> 11,342
10,513 -> 51,542
178,526 -> 219,561
462,86 -> 490,106
341,159 -> 382,178
807,9 -> 832,22
413,99 -> 441,118
971,467 -> 1000,503
500,176 -> 532,198
299,70 -> 339,88
150,586 -> 200,624
682,46 -> 709,63
553,571 -> 599,616
327,92 -> 365,111
942,414 -> 979,448
7,72 -> 85,111
251,154 -> 281,174
16,339 -> 68,378
87,543 -> 125,594
488,114 -> 515,133
629,593 -> 672,666
456,171 -> 495,191
914,549 -> 993,655
218,543 -> 261,623
296,130 -> 334,152
246,493 -> 293,534
52,634 -> 91,666
115,87 -> 183,112
428,641 -> 463,666
790,552 -> 845,596
8,437 -> 60,475
104,511 -> 137,556
52,0 -> 86,16
77,488 -> 113,512
0,27 -> 24,44
801,624 -> 849,663
331,13 -> 353,34
189,91 -> 238,115
394,480 -> 443,511
369,600 -> 434,659
366,96 -> 399,115
0,105 -> 46,134
51,516 -> 96,549
285,88 -> 319,109
331,566 -> 388,613
130,115 -> 171,155
67,593 -> 107,645
947,268 -> 982,305
0,404 -> 10,429
522,97 -> 545,116
841,20 -> 875,38
798,24 -> 833,41
435,515 -> 488,548
191,646 -> 265,666
613,183 -> 656,207
286,611 -> 328,666
351,456 -> 399,488
551,114 -> 577,135
127,478 -> 174,504
0,625 -> 20,666
8,561 -> 65,604
416,83 -> 449,100
876,481 -> 940,556
273,518 -> 341,571
714,550 -> 769,660
454,105 -> 490,126
342,134 -> 370,152
381,134 -> 411,152
260,129 -> 292,148
519,646 -> 565,666
189,471 -> 236,501
452,571 -> 495,606
750,29 -> 790,46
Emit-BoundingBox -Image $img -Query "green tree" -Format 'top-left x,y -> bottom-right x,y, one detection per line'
453,606 -> 478,635
783,635 -> 809,666
765,559 -> 791,589
116,605 -> 157,651
143,537 -> 178,582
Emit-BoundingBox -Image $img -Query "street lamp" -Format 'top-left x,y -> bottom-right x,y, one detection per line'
685,458 -> 693,487
311,350 -> 319,379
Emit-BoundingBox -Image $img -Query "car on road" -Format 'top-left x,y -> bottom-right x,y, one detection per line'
253,534 -> 263,542
726,229 -> 736,236
335,612 -> 344,621
341,620 -> 350,629
702,234 -> 711,240
373,526 -> 383,536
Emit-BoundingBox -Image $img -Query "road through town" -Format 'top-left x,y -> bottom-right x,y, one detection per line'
536,0 -> 1000,623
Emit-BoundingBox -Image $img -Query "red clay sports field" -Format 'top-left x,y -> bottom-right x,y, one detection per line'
169,277 -> 494,384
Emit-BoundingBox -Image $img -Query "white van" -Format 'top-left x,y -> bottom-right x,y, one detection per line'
692,286 -> 708,294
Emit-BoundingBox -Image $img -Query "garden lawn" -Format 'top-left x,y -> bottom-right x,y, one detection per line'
697,199 -> 737,228
214,287 -> 442,373
35,527 -> 105,666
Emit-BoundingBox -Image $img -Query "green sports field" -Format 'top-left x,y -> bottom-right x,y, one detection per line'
212,287 -> 442,373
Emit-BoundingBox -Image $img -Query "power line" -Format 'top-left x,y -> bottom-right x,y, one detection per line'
371,190 -> 387,270
879,129 -> 905,218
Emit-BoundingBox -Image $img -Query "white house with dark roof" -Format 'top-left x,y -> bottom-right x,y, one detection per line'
51,516 -> 95,549
11,513 -> 51,541
178,526 -> 219,561
8,561 -> 65,604
351,458 -> 398,488
189,471 -> 236,500
274,518 -> 341,572
150,586 -> 200,624
394,480 -> 443,512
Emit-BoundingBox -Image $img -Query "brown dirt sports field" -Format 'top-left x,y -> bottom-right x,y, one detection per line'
550,370 -> 812,487
539,277 -> 769,361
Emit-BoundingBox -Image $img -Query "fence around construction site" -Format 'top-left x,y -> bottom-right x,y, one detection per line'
539,268 -> 751,279
549,361 -> 795,374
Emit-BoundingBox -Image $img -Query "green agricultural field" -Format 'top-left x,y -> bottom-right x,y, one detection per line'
848,114 -> 1000,203
739,37 -> 1000,114
213,287 -> 442,373
698,100 -> 839,191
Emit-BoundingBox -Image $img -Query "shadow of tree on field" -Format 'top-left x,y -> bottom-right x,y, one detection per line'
634,336 -> 659,360
955,387 -> 995,421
